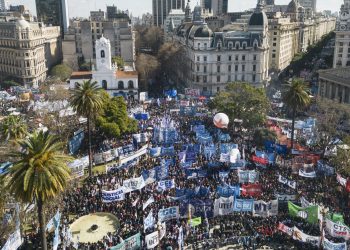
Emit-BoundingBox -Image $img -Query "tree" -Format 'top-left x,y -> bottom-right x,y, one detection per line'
144,26 -> 163,53
210,82 -> 270,131
135,53 -> 159,91
70,80 -> 104,176
253,128 -> 277,148
283,79 -> 311,149
50,64 -> 73,81
96,93 -> 138,138
4,131 -> 71,250
112,56 -> 125,68
0,115 -> 27,141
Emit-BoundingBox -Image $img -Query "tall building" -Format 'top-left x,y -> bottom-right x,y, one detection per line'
0,0 -> 6,11
298,0 -> 317,13
107,5 -> 118,20
266,0 -> 275,5
35,0 -> 69,36
333,0 -> 350,68
0,16 -> 61,86
212,0 -> 228,16
201,0 -> 212,12
152,0 -> 185,27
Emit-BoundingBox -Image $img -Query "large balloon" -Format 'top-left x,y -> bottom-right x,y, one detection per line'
213,113 -> 229,129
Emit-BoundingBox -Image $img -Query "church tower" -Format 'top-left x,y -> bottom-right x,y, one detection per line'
95,35 -> 112,71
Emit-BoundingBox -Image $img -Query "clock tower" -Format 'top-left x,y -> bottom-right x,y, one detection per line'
96,35 -> 112,71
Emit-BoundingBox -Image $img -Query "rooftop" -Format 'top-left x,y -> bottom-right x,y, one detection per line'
70,71 -> 92,80
318,67 -> 350,86
116,70 -> 138,79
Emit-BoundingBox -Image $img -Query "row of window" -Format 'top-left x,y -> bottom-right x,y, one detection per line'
101,80 -> 135,90
196,54 -> 258,62
194,74 -> 257,83
196,64 -> 257,73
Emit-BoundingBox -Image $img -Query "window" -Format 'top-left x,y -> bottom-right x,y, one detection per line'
235,42 -> 239,49
217,65 -> 220,73
128,80 -> 134,89
217,87 -> 220,92
253,65 -> 256,71
204,43 -> 207,49
196,76 -> 200,82
228,42 -> 233,50
252,74 -> 256,82
242,55 -> 246,61
203,87 -> 207,92
101,50 -> 105,58
273,32 -> 277,35
197,65 -> 200,72
272,54 -> 276,58
235,75 -> 238,81
242,75 -> 245,81
228,65 -> 231,72
273,43 -> 276,46
235,55 -> 239,61
242,65 -> 245,72
217,55 -> 221,62
197,56 -> 200,61
253,55 -> 257,61
217,41 -> 222,50
102,80 -> 107,90
118,81 -> 124,89
217,76 -> 221,82
203,76 -> 207,83
198,43 -> 200,48
228,75 -> 231,81
229,55 -> 232,61
339,42 -> 344,46
273,38 -> 277,41
204,56 -> 207,62
242,42 -> 247,49
204,66 -> 207,73
235,65 -> 238,72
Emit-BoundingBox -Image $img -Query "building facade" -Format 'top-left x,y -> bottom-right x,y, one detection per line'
0,16 -> 61,86
318,67 -> 350,104
333,0 -> 350,68
171,2 -> 270,95
35,0 -> 69,36
298,0 -> 317,13
62,9 -> 135,69
69,36 -> 139,100
211,0 -> 228,16
164,9 -> 185,38
153,0 -> 185,27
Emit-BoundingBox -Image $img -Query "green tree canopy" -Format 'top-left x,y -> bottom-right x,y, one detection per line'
253,128 -> 277,148
112,56 -> 125,68
50,64 -> 73,81
210,82 -> 270,130
96,94 -> 138,138
0,115 -> 27,141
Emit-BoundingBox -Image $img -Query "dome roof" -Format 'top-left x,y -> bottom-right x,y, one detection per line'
248,12 -> 268,26
287,0 -> 300,13
16,16 -> 30,29
194,23 -> 213,38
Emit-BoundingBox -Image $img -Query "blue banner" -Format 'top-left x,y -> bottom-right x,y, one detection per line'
68,129 -> 84,155
179,199 -> 214,218
161,146 -> 175,156
238,170 -> 259,183
217,185 -> 240,197
317,160 -> 335,176
233,199 -> 254,212
158,206 -> 179,222
185,169 -> 208,179
175,186 -> 210,199
149,147 -> 162,157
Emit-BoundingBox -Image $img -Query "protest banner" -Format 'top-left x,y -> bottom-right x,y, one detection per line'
102,188 -> 125,203
276,194 -> 297,203
110,233 -> 141,250
157,179 -> 175,191
145,231 -> 159,249
241,184 -> 262,197
143,196 -> 155,210
216,185 -> 240,197
278,222 -> 293,236
233,199 -> 254,212
123,176 -> 145,193
1,229 -> 22,250
180,199 -> 214,218
278,175 -> 297,189
253,200 -> 278,217
323,237 -> 347,250
238,170 -> 259,183
292,226 -> 320,247
214,196 -> 234,216
299,168 -> 317,178
144,210 -> 155,231
288,202 -> 319,224
158,206 -> 179,222
325,219 -> 350,240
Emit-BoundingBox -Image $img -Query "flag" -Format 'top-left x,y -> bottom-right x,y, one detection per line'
327,213 -> 344,224
189,217 -> 202,227
288,201 -> 319,224
143,196 -> 155,210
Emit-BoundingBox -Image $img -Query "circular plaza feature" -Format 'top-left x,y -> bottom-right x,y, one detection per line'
70,213 -> 119,243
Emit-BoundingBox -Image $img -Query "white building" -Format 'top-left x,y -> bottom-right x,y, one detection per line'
164,9 -> 185,37
333,0 -> 350,68
172,1 -> 270,95
69,36 -> 139,100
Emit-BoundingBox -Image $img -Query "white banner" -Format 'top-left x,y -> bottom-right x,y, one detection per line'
292,226 -> 320,247
146,231 -> 159,249
299,169 -> 317,178
323,237 -> 347,250
1,229 -> 22,250
336,173 -> 347,187
253,200 -> 278,217
144,210 -> 155,231
158,206 -> 179,222
119,145 -> 148,165
157,179 -> 175,191
143,196 -> 155,210
159,222 -> 166,240
214,196 -> 234,217
278,222 -> 293,236
278,175 -> 296,189
326,219 -> 350,240
300,197 -> 314,208
102,188 -> 125,203
123,176 -> 145,193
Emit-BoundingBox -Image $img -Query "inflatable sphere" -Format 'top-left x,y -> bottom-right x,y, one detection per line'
213,113 -> 229,129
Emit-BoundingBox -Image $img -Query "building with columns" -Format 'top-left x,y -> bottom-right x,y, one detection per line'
318,67 -> 350,104
333,0 -> 350,68
171,0 -> 270,95
69,36 -> 139,100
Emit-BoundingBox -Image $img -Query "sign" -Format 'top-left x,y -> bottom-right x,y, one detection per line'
214,196 -> 234,216
253,200 -> 278,217
180,199 -> 213,218
159,222 -> 166,240
233,199 -> 254,212
278,175 -> 296,189
292,226 -> 320,247
1,229 -> 22,250
158,206 -> 179,222
102,188 -> 125,203
238,170 -> 259,183
241,184 -> 262,197
110,233 -> 141,250
189,217 -> 202,227
299,168 -> 317,178
288,202 -> 319,224
252,155 -> 268,165
145,231 -> 159,249
323,237 -> 347,250
276,194 -> 297,203
123,176 -> 145,193
120,145 -> 148,165
185,88 -> 200,97
278,222 -> 293,236
68,129 -> 84,155
325,219 -> 350,240
157,179 -> 175,191
144,210 -> 155,231
143,196 -> 155,210
216,185 -> 240,197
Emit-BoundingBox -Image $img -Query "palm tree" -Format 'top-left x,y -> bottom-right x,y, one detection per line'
4,131 -> 71,250
0,115 -> 27,141
283,79 -> 311,150
70,80 -> 104,176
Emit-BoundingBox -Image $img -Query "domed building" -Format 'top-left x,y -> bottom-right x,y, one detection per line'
172,0 -> 270,94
